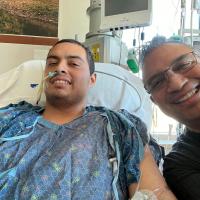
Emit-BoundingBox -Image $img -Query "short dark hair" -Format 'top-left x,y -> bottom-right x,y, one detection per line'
49,39 -> 95,75
140,35 -> 191,66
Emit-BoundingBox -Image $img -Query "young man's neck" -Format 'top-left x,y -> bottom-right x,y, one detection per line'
42,101 -> 86,125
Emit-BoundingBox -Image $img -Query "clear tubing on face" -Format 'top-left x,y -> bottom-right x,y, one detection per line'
36,71 -> 58,104
43,71 -> 58,80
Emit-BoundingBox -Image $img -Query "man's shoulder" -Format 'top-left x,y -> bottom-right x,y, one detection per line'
171,129 -> 200,149
0,101 -> 43,126
0,101 -> 42,137
86,105 -> 140,120
86,105 -> 148,142
164,129 -> 200,167
0,101 -> 43,113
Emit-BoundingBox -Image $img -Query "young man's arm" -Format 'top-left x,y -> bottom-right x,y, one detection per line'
128,146 -> 177,200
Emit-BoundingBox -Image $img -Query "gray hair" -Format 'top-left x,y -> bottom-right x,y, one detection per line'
139,35 -> 192,67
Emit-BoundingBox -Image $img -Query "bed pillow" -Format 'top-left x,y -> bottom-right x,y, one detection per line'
0,60 -> 152,131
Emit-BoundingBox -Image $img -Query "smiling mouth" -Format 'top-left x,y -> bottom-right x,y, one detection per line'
53,80 -> 72,86
175,86 -> 200,104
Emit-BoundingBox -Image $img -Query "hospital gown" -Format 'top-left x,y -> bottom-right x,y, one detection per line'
0,101 -> 146,200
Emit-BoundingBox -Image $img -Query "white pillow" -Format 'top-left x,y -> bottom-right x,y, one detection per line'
0,60 -> 152,131
0,60 -> 45,106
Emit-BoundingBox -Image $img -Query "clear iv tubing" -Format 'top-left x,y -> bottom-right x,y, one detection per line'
43,71 -> 58,80
36,71 -> 58,104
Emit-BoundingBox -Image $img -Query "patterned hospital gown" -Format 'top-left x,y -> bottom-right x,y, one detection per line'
0,101 -> 146,200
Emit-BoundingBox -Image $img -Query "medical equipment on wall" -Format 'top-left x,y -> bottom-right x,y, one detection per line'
85,33 -> 128,66
84,0 -> 152,67
84,0 -> 128,66
100,0 -> 152,32
127,49 -> 139,73
179,0 -> 200,48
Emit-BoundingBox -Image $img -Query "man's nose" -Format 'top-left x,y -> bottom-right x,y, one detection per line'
166,71 -> 188,93
56,59 -> 68,74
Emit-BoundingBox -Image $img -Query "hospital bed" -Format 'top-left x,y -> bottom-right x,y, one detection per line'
0,60 -> 152,132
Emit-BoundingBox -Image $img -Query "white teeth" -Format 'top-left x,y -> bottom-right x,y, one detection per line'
54,80 -> 68,85
176,89 -> 198,103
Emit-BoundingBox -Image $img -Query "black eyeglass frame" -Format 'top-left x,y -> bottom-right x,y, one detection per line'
144,51 -> 198,94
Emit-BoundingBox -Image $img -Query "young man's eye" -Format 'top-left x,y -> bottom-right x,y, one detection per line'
48,62 -> 57,66
70,62 -> 80,67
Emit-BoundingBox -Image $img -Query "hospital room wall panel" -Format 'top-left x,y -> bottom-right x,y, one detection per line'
0,0 -> 90,74
58,0 -> 90,42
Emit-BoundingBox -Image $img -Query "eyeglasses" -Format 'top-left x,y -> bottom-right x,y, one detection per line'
144,52 -> 198,94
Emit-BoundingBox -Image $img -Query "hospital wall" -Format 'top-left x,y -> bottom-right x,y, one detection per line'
0,0 -> 90,74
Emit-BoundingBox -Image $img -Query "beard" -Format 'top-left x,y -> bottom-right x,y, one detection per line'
45,89 -> 87,109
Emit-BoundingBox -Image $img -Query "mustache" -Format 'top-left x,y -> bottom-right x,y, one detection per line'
43,71 -> 64,81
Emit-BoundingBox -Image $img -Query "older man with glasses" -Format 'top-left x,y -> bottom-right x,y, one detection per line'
141,36 -> 200,200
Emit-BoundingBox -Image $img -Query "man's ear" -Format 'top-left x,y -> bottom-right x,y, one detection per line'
89,73 -> 96,87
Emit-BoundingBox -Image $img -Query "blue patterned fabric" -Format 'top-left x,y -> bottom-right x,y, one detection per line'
0,101 -> 146,200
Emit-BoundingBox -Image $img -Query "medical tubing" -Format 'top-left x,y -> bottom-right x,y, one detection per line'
0,116 -> 41,142
95,70 -> 142,112
36,71 -> 58,104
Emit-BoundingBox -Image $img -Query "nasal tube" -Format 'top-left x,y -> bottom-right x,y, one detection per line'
36,71 -> 58,104
43,71 -> 58,80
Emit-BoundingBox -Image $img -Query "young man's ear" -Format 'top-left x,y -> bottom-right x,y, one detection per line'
89,73 -> 96,87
